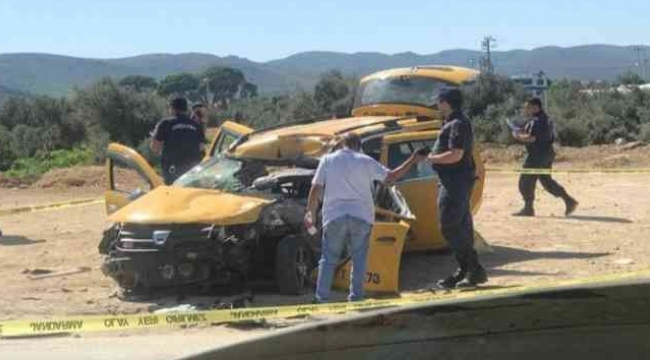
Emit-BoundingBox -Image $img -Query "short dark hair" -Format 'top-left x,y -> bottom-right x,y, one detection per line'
526,97 -> 543,109
192,102 -> 206,110
342,132 -> 362,151
170,97 -> 188,112
437,88 -> 463,110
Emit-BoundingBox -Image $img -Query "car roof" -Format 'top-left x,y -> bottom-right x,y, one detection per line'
229,115 -> 440,161
359,65 -> 479,85
251,115 -> 398,138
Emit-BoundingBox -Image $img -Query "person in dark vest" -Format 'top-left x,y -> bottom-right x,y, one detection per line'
512,98 -> 578,217
150,97 -> 206,185
427,88 -> 487,289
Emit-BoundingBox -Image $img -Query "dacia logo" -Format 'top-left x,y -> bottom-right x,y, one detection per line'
152,230 -> 171,246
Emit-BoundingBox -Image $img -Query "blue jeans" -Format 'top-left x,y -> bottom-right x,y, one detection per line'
316,215 -> 372,302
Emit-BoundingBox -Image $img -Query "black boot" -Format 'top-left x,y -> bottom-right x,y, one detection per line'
456,250 -> 488,288
435,253 -> 468,289
513,200 -> 535,217
563,196 -> 578,216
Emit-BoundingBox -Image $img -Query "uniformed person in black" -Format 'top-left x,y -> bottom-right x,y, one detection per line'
512,98 -> 578,217
427,89 -> 487,288
150,97 -> 207,185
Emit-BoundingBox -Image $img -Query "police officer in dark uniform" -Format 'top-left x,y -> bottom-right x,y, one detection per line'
428,88 -> 487,289
512,98 -> 578,217
150,97 -> 206,185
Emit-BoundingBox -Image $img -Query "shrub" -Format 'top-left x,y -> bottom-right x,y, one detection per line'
555,118 -> 589,147
638,123 -> 650,142
4,148 -> 94,180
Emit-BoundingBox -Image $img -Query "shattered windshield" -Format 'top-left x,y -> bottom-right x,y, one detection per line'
354,76 -> 452,109
173,155 -> 248,192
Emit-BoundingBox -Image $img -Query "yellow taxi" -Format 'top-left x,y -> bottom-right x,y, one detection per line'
99,65 -> 483,295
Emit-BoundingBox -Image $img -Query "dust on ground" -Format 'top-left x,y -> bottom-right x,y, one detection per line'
0,144 -> 649,320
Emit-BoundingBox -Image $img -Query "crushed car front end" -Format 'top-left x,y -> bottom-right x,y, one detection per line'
99,156 -> 319,294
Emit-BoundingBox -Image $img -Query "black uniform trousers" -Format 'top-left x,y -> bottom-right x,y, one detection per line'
519,150 -> 568,202
438,173 -> 475,252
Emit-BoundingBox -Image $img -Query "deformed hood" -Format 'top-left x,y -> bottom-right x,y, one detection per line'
109,186 -> 273,225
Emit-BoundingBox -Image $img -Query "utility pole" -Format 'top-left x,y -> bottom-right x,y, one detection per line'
202,77 -> 212,107
480,36 -> 497,74
632,46 -> 648,81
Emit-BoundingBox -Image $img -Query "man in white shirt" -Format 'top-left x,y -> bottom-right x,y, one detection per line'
306,133 -> 426,302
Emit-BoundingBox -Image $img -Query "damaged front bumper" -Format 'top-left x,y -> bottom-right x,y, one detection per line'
100,223 -> 253,292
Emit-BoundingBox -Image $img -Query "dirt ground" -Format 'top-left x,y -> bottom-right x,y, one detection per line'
1,145 -> 649,322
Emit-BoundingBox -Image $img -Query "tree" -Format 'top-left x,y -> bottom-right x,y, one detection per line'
462,73 -> 526,118
240,82 -> 258,99
74,78 -> 165,147
212,96 -> 287,129
0,97 -> 32,129
11,124 -> 41,158
30,96 -> 85,151
0,96 -> 84,165
0,125 -> 16,170
313,70 -> 355,116
199,67 -> 250,109
617,71 -> 645,86
119,75 -> 158,91
289,92 -> 317,121
158,73 -> 200,98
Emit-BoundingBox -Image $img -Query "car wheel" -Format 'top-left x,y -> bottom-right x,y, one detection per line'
275,235 -> 315,295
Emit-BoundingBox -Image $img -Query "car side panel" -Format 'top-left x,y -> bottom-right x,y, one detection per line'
332,221 -> 410,293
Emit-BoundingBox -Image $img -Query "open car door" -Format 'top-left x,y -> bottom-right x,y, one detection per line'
380,131 -> 485,252
204,121 -> 253,160
332,185 -> 414,294
380,131 -> 443,251
105,143 -> 163,215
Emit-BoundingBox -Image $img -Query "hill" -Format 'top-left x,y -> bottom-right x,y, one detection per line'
0,84 -> 30,104
0,52 -> 303,96
268,45 -> 643,80
0,44 -> 647,97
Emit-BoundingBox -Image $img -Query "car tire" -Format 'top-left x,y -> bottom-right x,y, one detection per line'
275,235 -> 315,295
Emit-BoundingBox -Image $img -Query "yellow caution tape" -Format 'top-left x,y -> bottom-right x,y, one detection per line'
0,197 -> 104,217
1,269 -> 649,338
486,167 -> 650,175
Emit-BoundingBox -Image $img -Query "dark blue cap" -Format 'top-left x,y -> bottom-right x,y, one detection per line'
437,88 -> 463,110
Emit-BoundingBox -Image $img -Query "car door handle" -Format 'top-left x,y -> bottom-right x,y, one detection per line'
376,236 -> 396,243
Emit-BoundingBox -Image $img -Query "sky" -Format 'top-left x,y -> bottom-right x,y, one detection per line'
0,0 -> 648,61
